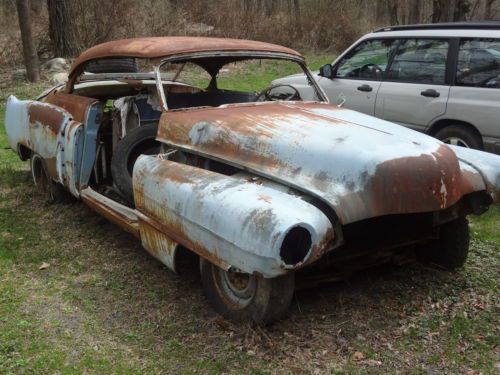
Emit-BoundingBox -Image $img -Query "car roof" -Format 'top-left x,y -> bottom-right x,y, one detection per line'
360,28 -> 500,41
69,37 -> 303,77
374,21 -> 500,32
363,22 -> 500,40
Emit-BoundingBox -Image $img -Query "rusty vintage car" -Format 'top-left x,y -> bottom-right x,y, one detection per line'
5,37 -> 500,323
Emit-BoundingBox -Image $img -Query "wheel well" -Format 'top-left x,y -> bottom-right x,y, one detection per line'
31,154 -> 45,186
17,144 -> 32,161
427,119 -> 483,147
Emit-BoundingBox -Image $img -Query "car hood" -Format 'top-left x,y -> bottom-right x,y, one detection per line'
157,101 -> 482,224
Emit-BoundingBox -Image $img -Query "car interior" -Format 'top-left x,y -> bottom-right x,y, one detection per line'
45,56 -> 310,205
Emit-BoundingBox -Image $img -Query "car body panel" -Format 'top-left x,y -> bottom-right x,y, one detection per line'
317,77 -> 381,114
435,86 -> 500,137
375,81 -> 450,131
157,101 -> 486,224
6,96 -> 71,182
449,145 -> 500,202
132,155 -> 334,277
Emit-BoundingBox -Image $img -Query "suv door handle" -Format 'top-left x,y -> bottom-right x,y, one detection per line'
420,89 -> 440,98
357,84 -> 373,92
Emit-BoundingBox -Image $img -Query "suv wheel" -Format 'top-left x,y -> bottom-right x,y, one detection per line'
434,124 -> 482,149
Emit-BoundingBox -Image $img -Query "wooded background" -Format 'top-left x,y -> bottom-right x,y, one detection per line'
3,0 -> 500,72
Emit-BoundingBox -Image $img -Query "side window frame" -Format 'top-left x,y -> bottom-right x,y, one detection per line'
333,37 -> 399,82
384,37 -> 453,86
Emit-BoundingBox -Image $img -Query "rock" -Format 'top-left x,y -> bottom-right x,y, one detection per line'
51,72 -> 68,85
43,58 -> 68,73
186,22 -> 214,33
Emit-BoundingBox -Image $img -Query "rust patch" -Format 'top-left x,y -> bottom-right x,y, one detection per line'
43,156 -> 58,181
308,226 -> 335,264
81,193 -> 140,238
136,210 -> 230,271
28,102 -> 66,133
45,91 -> 97,123
157,102 -> 337,177
337,144 -> 477,222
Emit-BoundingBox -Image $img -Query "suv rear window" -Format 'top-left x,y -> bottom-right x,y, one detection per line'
456,38 -> 500,88
387,39 -> 449,85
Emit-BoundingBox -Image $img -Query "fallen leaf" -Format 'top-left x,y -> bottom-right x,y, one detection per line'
39,262 -> 50,270
365,359 -> 382,366
352,351 -> 364,361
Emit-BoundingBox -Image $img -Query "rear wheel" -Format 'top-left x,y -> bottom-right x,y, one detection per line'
200,258 -> 295,324
434,124 -> 482,150
30,153 -> 71,203
417,217 -> 470,270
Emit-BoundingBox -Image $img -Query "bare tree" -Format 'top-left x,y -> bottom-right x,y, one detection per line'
16,0 -> 39,82
46,0 -> 81,57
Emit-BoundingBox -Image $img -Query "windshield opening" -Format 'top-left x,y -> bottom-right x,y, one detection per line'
157,55 -> 324,110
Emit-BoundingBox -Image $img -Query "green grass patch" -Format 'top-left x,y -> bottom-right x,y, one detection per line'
469,204 -> 500,243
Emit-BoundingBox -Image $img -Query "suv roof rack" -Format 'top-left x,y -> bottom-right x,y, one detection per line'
374,21 -> 500,33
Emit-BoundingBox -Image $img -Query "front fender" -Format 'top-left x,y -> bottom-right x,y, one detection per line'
450,145 -> 500,203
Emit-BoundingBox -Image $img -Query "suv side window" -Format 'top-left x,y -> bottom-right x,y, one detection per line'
456,38 -> 500,88
336,39 -> 397,80
387,39 -> 449,85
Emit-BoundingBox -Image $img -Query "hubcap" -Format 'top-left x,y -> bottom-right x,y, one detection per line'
215,267 -> 256,308
442,136 -> 470,148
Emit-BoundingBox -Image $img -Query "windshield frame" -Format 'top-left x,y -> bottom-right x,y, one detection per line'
154,51 -> 328,111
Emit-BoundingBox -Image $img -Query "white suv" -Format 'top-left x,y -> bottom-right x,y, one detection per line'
275,22 -> 500,154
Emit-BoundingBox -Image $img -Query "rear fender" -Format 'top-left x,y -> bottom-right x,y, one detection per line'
5,95 -> 83,197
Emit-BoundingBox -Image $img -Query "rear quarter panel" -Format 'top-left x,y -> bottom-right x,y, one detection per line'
439,86 -> 500,138
5,95 -> 83,196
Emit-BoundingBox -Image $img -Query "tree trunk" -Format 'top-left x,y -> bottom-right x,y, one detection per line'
484,0 -> 495,19
375,0 -> 386,24
408,0 -> 421,24
388,0 -> 399,25
293,0 -> 300,20
433,0 -> 452,22
16,0 -> 39,82
46,0 -> 81,57
453,0 -> 470,20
